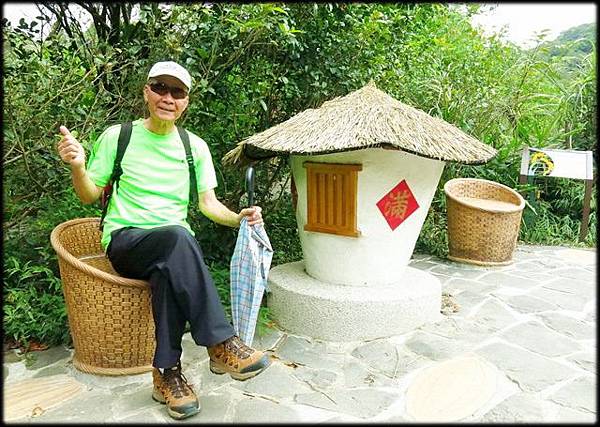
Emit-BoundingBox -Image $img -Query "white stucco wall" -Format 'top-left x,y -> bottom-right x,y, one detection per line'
291,148 -> 445,286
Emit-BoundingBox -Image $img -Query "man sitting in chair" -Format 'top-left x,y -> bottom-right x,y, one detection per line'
56,61 -> 271,420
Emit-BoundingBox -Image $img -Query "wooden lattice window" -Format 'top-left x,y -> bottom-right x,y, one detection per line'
303,162 -> 362,237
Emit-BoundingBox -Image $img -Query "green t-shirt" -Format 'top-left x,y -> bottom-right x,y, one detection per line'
87,119 -> 218,250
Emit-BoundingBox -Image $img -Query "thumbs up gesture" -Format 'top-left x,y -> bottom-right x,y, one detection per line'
57,125 -> 85,170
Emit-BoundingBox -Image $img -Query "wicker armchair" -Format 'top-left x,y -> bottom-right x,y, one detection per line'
444,178 -> 525,266
50,218 -> 155,375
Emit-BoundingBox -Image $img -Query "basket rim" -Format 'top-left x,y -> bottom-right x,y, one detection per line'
443,177 -> 525,213
50,217 -> 148,289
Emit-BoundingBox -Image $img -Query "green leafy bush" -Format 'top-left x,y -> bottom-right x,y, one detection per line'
3,256 -> 71,346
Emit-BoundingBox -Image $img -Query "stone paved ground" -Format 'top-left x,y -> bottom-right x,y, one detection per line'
3,244 -> 596,423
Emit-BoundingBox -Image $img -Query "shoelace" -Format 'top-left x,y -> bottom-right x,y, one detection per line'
225,336 -> 253,360
163,367 -> 191,398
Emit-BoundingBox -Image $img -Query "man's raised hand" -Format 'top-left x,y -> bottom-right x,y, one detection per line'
57,125 -> 85,169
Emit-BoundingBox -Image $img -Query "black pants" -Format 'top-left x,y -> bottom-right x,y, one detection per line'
107,225 -> 235,369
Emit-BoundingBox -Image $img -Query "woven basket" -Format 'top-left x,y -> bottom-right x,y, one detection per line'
444,178 -> 525,266
50,218 -> 155,375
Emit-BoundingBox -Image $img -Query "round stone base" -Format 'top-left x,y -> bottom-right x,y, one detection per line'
267,261 -> 442,342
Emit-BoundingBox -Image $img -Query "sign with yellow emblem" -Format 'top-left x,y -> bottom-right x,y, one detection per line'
519,147 -> 594,242
521,147 -> 593,180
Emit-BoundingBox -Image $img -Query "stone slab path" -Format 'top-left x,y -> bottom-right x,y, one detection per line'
3,244 -> 596,423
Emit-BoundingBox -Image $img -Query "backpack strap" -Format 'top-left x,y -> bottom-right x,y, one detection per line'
99,121 -> 132,230
177,126 -> 198,208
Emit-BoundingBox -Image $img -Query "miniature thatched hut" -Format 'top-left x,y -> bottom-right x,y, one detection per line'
223,80 -> 495,164
224,81 -> 496,341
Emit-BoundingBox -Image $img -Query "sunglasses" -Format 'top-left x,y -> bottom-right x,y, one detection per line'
148,82 -> 188,100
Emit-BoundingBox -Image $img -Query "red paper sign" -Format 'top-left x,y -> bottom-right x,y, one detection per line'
376,179 -> 419,231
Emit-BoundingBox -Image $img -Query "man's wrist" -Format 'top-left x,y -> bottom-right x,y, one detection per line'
71,165 -> 86,178
234,213 -> 243,227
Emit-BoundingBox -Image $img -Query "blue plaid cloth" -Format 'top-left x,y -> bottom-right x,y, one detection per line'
230,217 -> 273,346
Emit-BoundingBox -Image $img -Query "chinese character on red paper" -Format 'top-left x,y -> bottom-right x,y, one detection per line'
376,179 -> 419,231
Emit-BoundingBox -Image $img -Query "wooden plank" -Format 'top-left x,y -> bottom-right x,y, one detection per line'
304,223 -> 361,237
303,161 -> 363,172
318,172 -> 326,225
348,170 -> 358,233
307,168 -> 317,227
326,172 -> 334,226
341,173 -> 347,228
334,173 -> 342,226
306,169 -> 312,225
518,174 -> 528,185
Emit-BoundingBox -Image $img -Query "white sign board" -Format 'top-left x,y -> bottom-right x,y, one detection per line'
519,146 -> 594,242
520,148 -> 593,180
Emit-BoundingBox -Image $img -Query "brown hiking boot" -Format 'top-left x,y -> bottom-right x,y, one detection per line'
207,336 -> 271,381
152,362 -> 200,419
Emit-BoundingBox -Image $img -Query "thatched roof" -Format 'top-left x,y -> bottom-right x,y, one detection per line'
222,81 -> 496,165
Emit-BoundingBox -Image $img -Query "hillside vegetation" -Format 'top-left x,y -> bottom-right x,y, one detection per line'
543,22 -> 596,57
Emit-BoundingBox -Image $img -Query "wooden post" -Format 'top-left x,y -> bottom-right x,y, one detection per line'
579,179 -> 593,242
518,147 -> 530,187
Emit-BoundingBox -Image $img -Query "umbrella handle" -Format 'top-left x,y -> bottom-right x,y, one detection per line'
246,166 -> 255,207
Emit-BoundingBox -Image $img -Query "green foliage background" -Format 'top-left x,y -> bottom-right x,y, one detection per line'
3,3 -> 596,347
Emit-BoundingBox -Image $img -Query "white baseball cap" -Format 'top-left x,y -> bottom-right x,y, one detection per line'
147,61 -> 192,91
